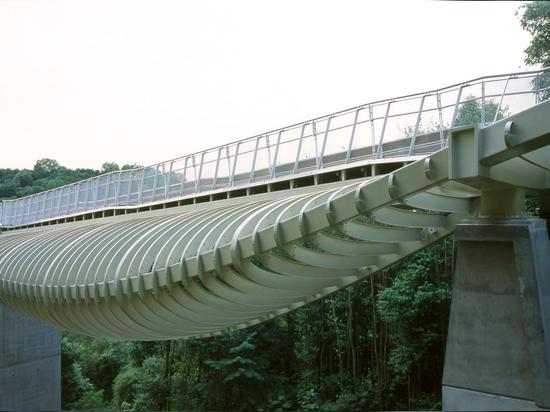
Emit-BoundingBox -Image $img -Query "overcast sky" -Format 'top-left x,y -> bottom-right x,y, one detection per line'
0,0 -> 534,170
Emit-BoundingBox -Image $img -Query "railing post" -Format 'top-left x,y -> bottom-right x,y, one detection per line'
249,136 -> 261,184
375,101 -> 392,159
179,157 -> 189,196
114,172 -> 122,206
195,152 -> 205,194
311,121 -> 319,169
494,76 -> 510,123
481,80 -> 486,125
165,161 -> 174,199
368,106 -> 376,157
408,94 -> 426,156
75,182 -> 82,212
151,166 -> 160,201
55,188 -> 63,218
535,73 -> 540,104
137,169 -> 145,204
271,131 -> 282,179
450,85 -> 464,128
231,142 -> 241,186
212,148 -> 222,190
125,171 -> 134,205
265,135 -> 272,175
103,174 -> 111,207
319,116 -> 332,170
437,92 -> 445,148
346,108 -> 360,163
293,123 -> 307,175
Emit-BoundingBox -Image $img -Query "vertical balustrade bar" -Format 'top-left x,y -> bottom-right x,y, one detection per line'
265,135 -> 272,176
481,80 -> 486,125
368,106 -> 376,157
75,182 -> 82,212
450,85 -> 464,128
179,157 -> 189,196
345,108 -> 361,163
535,73 -> 540,104
24,198 -> 30,225
293,124 -> 307,175
212,148 -> 222,190
41,192 -> 48,221
165,161 -> 174,199
311,121 -> 319,169
494,77 -> 510,123
103,174 -> 111,207
195,153 -> 205,193
225,146 -> 232,189
408,95 -> 426,156
137,169 -> 145,204
114,172 -> 122,205
249,137 -> 261,183
231,143 -> 241,186
271,132 -> 282,179
55,188 -> 63,218
126,171 -> 134,205
151,166 -> 160,202
437,92 -> 445,148
319,116 -> 332,169
375,101 -> 392,159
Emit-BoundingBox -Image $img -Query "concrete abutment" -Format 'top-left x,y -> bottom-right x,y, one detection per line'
0,303 -> 61,410
443,218 -> 550,411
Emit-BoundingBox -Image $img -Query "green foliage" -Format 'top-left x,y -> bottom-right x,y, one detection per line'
58,240 -> 455,411
33,158 -> 60,178
517,1 -> 550,101
61,336 -> 107,410
518,1 -> 550,67
453,95 -> 508,127
121,163 -> 143,170
0,159 -> 101,200
101,162 -> 120,173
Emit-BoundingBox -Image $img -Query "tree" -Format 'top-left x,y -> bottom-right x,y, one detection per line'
517,1 -> 550,101
453,96 -> 508,128
33,158 -> 59,178
14,170 -> 33,187
518,1 -> 550,67
101,162 -> 120,173
121,163 -> 142,170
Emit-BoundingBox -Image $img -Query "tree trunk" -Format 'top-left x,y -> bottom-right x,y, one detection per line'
347,289 -> 358,393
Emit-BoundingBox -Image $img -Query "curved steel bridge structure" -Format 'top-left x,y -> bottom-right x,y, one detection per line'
0,69 -> 549,341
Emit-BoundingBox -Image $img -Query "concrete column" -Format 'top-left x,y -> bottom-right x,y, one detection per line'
0,304 -> 61,410
541,190 -> 550,235
443,219 -> 550,411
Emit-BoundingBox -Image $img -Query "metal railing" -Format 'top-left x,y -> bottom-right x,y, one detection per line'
1,68 -> 549,227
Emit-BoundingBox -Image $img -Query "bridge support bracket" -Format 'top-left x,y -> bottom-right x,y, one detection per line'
443,218 -> 550,411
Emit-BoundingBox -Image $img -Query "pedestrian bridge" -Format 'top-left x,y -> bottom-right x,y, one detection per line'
0,68 -> 549,341
2,68 -> 550,411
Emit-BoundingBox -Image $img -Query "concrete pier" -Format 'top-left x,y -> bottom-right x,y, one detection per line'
443,219 -> 550,411
0,304 -> 61,410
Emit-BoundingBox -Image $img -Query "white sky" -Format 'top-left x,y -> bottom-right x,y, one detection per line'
0,0 -> 534,170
